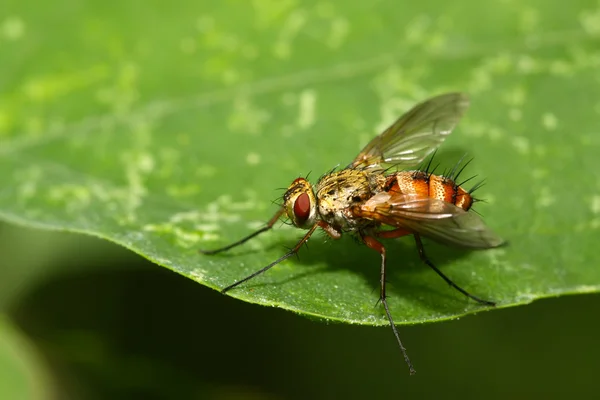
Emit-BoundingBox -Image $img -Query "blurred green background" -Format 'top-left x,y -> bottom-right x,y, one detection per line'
2,0 -> 600,398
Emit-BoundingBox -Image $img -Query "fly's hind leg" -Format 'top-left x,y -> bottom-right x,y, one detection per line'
413,233 -> 495,306
362,232 -> 416,375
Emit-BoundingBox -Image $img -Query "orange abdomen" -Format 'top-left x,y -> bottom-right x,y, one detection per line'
385,171 -> 473,211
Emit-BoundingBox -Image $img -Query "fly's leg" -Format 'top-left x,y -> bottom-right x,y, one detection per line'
199,207 -> 285,255
221,223 -> 319,293
376,228 -> 411,239
414,234 -> 495,306
221,221 -> 341,293
362,234 -> 416,375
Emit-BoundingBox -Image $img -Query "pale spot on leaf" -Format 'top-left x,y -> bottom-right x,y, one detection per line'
519,7 -> 539,33
502,86 -> 527,106
536,187 -> 555,208
517,55 -> 539,74
509,108 -> 522,121
47,184 -> 92,212
511,136 -> 530,154
591,195 -> 600,214
326,17 -> 349,49
1,16 -> 25,40
190,269 -> 207,282
272,10 -> 306,59
531,168 -> 548,179
227,96 -> 271,135
222,69 -> 240,85
580,6 -> 600,36
542,112 -> 558,130
246,152 -> 261,165
404,15 -> 431,45
167,184 -> 200,197
549,60 -> 573,76
196,165 -> 217,177
297,89 -> 316,129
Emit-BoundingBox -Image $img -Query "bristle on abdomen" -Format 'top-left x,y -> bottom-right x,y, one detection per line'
384,171 -> 473,211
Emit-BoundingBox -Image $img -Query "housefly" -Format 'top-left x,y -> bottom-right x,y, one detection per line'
200,92 -> 505,374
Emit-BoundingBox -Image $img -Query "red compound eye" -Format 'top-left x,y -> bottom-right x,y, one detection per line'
293,193 -> 311,222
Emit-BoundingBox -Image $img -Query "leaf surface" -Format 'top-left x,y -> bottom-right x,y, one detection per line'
1,0 -> 599,325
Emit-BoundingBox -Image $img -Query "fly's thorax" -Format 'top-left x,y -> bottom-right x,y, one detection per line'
386,171 -> 473,210
283,177 -> 318,229
315,169 -> 378,230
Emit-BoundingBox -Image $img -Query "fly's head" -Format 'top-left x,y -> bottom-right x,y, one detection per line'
283,177 -> 318,229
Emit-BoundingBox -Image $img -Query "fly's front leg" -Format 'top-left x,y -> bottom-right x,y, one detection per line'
200,207 -> 285,255
222,223 -> 319,293
362,233 -> 416,375
318,220 -> 342,240
222,221 -> 342,293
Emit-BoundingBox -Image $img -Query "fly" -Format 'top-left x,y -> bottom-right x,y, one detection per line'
200,92 -> 505,375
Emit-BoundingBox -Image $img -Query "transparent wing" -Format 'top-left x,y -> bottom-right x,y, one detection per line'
358,192 -> 504,249
351,93 -> 470,170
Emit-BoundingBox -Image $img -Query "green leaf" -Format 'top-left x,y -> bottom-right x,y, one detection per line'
1,0 -> 599,326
